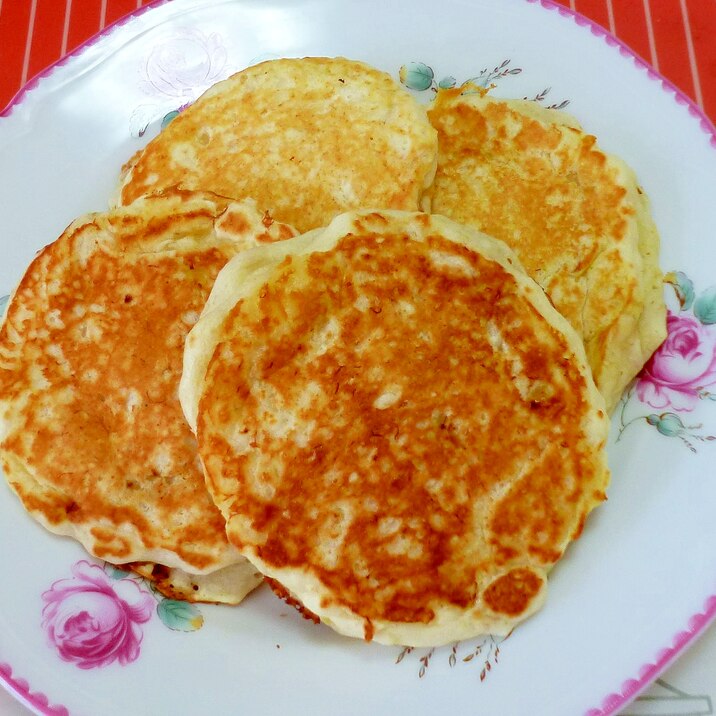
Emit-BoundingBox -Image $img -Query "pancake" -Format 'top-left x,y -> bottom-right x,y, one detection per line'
114,57 -> 438,233
0,190 -> 295,603
128,560 -> 262,605
426,89 -> 666,413
181,209 -> 610,646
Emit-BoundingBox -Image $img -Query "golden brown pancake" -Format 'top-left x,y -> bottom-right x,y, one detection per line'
0,190 -> 295,603
426,89 -> 666,412
181,209 -> 610,645
115,57 -> 438,233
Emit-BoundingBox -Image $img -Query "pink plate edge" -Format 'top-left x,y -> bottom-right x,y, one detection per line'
0,663 -> 68,716
527,0 -> 716,149
0,1 -> 715,715
523,7 -> 716,715
585,596 -> 716,715
0,0 -> 171,118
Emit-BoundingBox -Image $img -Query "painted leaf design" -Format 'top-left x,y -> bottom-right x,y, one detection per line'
106,565 -> 132,580
161,110 -> 181,130
645,412 -> 715,452
665,271 -> 695,311
438,76 -> 457,89
693,287 -> 716,325
653,413 -> 685,437
398,62 -> 434,91
157,599 -> 204,631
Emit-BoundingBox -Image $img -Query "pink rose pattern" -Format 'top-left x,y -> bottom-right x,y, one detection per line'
41,561 -> 153,669
619,272 -> 716,451
129,28 -> 231,137
637,310 -> 716,411
139,28 -> 229,101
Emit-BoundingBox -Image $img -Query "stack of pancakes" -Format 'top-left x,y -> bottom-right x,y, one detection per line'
0,57 -> 665,644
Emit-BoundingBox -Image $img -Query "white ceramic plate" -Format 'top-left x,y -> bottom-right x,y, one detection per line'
1,1 -> 716,714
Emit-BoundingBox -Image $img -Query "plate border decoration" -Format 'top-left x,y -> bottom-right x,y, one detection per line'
522,4 -> 716,713
1,0 -> 716,147
525,0 -> 716,148
0,663 -> 68,716
1,1 -> 716,715
585,595 -> 716,716
0,0 -> 171,118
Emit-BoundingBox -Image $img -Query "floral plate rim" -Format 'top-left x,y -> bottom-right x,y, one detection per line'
0,0 -> 172,120
1,0 -> 715,152
1,1 -> 716,715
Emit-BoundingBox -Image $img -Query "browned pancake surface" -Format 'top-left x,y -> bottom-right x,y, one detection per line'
117,57 -> 438,233
0,191 -> 295,581
427,91 -> 665,411
191,211 -> 609,642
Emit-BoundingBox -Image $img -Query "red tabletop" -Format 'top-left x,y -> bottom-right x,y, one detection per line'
0,0 -> 714,121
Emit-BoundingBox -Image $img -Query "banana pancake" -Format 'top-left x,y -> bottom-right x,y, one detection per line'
181,209 -> 610,645
427,90 -> 666,412
0,190 -> 296,603
115,57 -> 438,233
